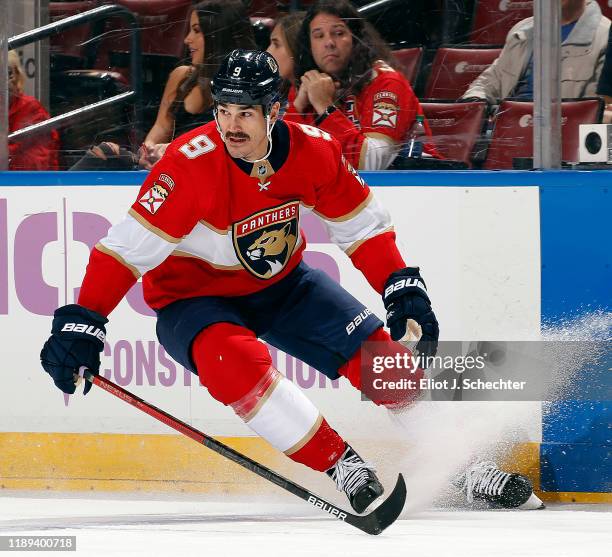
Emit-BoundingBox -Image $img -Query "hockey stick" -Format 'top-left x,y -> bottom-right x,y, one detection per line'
81,369 -> 406,535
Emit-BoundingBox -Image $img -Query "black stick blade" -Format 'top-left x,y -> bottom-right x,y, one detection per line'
346,473 -> 406,535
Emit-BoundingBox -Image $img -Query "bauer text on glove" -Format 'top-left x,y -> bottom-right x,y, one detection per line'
382,267 -> 439,358
40,304 -> 108,394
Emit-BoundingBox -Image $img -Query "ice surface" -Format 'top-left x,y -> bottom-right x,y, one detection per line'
0,492 -> 610,557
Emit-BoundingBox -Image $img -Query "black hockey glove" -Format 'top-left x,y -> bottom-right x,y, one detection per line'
382,267 -> 439,359
40,304 -> 108,395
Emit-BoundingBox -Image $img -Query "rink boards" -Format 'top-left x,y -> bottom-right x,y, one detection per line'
0,170 -> 609,501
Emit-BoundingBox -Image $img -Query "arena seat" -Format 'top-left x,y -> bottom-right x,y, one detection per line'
424,46 -> 502,100
596,0 -> 612,20
391,47 -> 423,86
421,101 -> 488,166
49,69 -> 132,169
247,0 -> 315,18
470,0 -> 533,45
49,1 -> 100,70
483,98 -> 604,169
95,0 -> 192,72
92,0 -> 192,129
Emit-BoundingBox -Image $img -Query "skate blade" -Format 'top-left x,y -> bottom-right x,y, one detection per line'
518,492 -> 546,510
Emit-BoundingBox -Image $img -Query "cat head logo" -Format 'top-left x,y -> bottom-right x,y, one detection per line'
233,201 -> 300,279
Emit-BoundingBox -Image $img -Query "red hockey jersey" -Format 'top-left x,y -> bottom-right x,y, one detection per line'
285,61 -> 437,169
78,120 -> 406,316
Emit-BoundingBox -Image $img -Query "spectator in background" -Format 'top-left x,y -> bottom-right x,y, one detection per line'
71,0 -> 255,171
462,0 -> 611,104
284,0 -> 435,170
596,26 -> 612,122
8,50 -> 60,170
266,11 -> 306,107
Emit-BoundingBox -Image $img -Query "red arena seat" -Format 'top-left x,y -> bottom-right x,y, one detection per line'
424,46 -> 502,100
421,101 -> 488,166
92,0 -> 193,130
483,98 -> 604,169
95,0 -> 192,70
391,47 -> 423,86
596,0 -> 612,20
49,1 -> 99,67
247,0 -> 315,18
470,0 -> 533,45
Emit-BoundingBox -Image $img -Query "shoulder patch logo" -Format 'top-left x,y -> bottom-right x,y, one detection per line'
373,91 -> 398,103
157,173 -> 175,190
138,174 -> 173,214
372,101 -> 398,128
233,201 -> 300,279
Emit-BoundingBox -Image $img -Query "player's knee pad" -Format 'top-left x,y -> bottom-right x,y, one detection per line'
191,322 -> 272,405
339,327 -> 424,409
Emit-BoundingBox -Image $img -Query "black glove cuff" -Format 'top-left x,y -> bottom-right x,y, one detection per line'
53,304 -> 108,325
383,267 -> 430,306
51,304 -> 108,350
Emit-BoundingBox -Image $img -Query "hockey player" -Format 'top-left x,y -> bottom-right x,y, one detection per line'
40,50 -> 538,513
40,49 -> 434,514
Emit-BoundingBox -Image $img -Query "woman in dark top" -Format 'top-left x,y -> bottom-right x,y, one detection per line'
72,0 -> 255,170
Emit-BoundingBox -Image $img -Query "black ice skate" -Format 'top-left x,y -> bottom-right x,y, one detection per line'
454,460 -> 545,510
326,445 -> 384,514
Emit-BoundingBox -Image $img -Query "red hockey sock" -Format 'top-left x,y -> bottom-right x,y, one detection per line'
286,418 -> 346,472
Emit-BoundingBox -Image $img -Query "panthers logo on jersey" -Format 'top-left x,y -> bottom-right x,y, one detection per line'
232,201 -> 299,279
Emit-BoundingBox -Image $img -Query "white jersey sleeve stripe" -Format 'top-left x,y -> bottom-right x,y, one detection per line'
172,251 -> 243,270
99,213 -> 178,276
174,221 -> 240,267
95,242 -> 141,278
345,225 -> 394,256
318,193 -> 393,253
128,208 -> 183,244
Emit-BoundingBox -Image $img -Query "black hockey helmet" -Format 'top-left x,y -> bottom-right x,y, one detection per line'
211,49 -> 283,116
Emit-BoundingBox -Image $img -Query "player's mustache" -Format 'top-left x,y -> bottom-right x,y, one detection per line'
226,132 -> 250,140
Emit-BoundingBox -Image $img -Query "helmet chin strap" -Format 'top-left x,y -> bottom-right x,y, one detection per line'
213,108 -> 225,142
243,114 -> 275,164
214,107 -> 276,164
